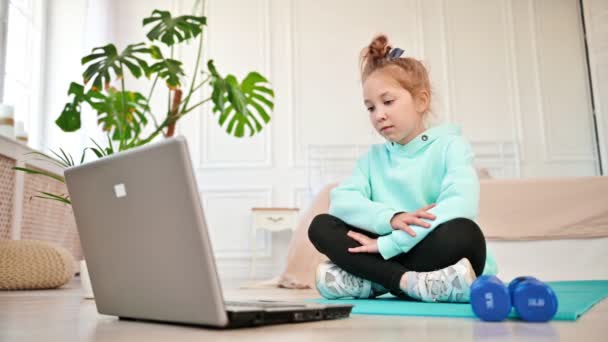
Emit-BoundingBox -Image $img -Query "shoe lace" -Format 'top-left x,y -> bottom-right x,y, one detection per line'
423,270 -> 451,301
340,268 -> 363,287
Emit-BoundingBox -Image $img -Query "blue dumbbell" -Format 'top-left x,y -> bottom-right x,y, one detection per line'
471,275 -> 558,322
470,275 -> 512,321
508,276 -> 558,322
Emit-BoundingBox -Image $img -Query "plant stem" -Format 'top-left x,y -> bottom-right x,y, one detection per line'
138,95 -> 209,145
182,97 -> 211,115
167,46 -> 174,124
166,89 -> 183,137
181,73 -> 210,114
138,117 -> 170,146
118,62 -> 128,151
179,0 -> 207,118
137,3 -> 209,146
144,73 -> 161,130
192,74 -> 211,93
181,22 -> 205,112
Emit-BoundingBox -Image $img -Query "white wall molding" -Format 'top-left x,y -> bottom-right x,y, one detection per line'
199,0 -> 273,170
531,0 -> 596,163
292,185 -> 312,212
198,185 -> 274,259
503,0 -> 525,163
439,0 -> 455,124
471,140 -> 521,178
302,141 -> 521,182
414,0 -> 425,60
288,0 -> 303,168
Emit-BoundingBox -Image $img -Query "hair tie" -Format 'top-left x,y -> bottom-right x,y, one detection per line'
388,47 -> 404,60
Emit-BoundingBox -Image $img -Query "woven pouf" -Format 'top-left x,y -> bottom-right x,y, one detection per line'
0,240 -> 75,290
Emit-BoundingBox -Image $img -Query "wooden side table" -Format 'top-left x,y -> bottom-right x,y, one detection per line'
250,207 -> 299,279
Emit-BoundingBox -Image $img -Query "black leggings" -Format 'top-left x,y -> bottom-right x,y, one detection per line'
308,214 -> 487,295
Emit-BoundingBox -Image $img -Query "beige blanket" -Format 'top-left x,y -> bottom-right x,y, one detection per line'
275,176 -> 608,289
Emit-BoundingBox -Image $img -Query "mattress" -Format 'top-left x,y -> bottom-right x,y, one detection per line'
488,238 -> 608,281
479,176 -> 608,240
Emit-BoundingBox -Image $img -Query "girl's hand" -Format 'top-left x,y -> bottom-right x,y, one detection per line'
390,204 -> 437,237
347,231 -> 379,254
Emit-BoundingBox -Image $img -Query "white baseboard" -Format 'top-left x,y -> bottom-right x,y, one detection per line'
215,258 -> 278,283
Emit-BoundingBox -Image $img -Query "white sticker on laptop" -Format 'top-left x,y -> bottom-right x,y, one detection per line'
114,183 -> 127,198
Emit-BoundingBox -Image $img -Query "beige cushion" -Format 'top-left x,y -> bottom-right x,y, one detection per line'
0,240 -> 75,290
278,184 -> 335,289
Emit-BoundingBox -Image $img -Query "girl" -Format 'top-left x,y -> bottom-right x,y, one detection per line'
308,35 -> 498,303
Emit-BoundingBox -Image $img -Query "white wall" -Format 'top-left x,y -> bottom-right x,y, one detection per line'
42,0 -> 85,156
186,0 -> 600,281
40,0 -> 603,283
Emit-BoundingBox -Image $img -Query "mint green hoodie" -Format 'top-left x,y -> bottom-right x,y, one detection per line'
329,123 -> 498,275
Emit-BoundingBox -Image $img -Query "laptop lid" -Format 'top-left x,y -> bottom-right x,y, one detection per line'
64,136 -> 229,327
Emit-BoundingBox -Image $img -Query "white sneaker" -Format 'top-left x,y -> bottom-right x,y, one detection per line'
416,258 -> 477,303
315,261 -> 373,299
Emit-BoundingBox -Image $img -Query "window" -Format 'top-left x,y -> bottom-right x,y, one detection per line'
0,0 -> 46,148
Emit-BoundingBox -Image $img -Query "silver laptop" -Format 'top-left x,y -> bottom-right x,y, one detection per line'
64,136 -> 352,328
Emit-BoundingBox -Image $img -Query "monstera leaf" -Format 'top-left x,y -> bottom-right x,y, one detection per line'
149,58 -> 184,89
147,45 -> 185,88
86,89 -> 150,141
207,60 -> 274,137
81,43 -> 151,91
143,10 -> 206,46
55,82 -> 87,132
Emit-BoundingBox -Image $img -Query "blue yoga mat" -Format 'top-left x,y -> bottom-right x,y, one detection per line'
309,280 -> 608,321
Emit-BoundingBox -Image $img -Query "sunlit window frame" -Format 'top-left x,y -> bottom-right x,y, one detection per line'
0,0 -> 47,149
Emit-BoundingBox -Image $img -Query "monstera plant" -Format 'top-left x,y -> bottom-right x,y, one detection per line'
15,5 -> 274,204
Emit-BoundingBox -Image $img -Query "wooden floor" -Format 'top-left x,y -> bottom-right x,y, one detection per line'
0,278 -> 606,342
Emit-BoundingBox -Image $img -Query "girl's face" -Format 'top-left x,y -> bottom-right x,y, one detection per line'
363,69 -> 428,145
